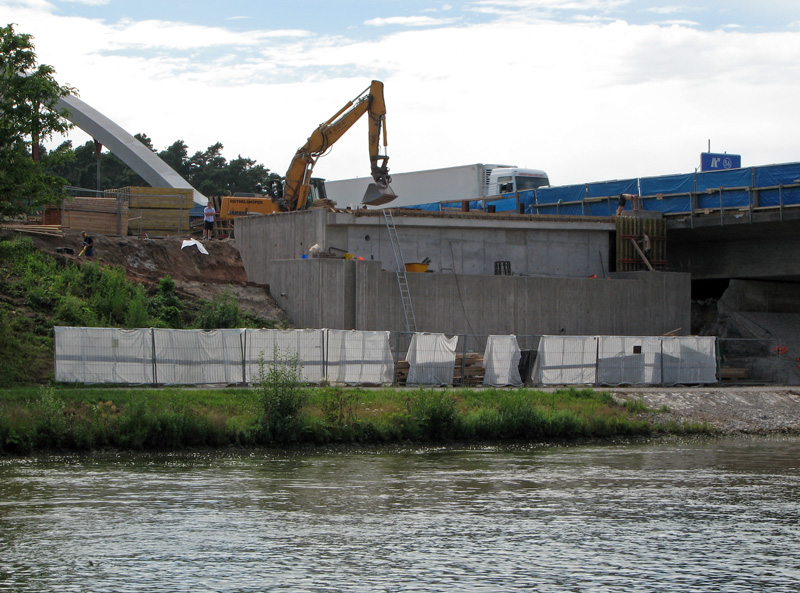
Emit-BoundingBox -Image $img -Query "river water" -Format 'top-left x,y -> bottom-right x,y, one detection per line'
1,437 -> 799,592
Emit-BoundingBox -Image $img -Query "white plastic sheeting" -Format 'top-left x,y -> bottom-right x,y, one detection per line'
55,326 -> 154,384
245,328 -> 325,384
597,337 -> 662,386
326,330 -> 394,385
482,335 -> 523,387
406,333 -> 458,386
54,327 -> 393,386
533,335 -> 717,386
661,337 -> 717,385
154,329 -> 244,385
533,336 -> 598,385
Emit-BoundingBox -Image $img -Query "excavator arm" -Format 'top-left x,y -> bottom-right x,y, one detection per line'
283,80 -> 396,210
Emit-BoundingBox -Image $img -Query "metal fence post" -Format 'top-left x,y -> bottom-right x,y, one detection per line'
151,327 -> 157,387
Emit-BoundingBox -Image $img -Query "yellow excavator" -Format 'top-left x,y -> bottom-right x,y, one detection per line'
219,80 -> 396,219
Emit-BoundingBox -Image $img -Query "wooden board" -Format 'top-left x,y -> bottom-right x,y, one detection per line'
107,187 -> 194,210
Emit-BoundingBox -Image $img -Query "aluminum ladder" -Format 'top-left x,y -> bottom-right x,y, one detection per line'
383,209 -> 417,333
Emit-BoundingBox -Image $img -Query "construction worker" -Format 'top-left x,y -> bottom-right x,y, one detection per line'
80,231 -> 95,257
203,200 -> 216,240
638,231 -> 651,263
616,193 -> 641,216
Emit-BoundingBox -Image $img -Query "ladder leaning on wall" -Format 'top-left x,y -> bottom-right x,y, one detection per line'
383,209 -> 417,334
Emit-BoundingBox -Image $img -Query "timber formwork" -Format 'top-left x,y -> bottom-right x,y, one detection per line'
616,214 -> 667,272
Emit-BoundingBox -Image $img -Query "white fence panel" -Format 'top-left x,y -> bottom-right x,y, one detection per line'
534,336 -> 598,385
597,337 -> 662,385
326,330 -> 394,385
662,337 -> 717,385
406,333 -> 458,386
245,328 -> 325,384
54,327 -> 154,384
153,329 -> 244,385
483,335 -> 523,387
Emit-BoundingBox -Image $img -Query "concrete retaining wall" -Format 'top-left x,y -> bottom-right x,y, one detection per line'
270,259 -> 690,337
236,209 -> 615,285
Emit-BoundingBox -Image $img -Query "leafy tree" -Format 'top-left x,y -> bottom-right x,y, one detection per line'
0,23 -> 75,215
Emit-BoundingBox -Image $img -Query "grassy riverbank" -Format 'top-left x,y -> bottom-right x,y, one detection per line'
0,384 -> 712,455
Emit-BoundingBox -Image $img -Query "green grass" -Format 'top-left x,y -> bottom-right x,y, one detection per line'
0,235 -> 284,386
0,385 -> 713,455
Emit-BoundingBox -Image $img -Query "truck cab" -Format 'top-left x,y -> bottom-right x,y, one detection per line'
487,167 -> 549,196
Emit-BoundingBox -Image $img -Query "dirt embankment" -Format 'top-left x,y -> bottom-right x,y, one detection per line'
21,231 -> 289,324
612,387 -> 800,434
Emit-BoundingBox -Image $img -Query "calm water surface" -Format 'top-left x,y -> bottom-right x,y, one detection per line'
1,437 -> 799,592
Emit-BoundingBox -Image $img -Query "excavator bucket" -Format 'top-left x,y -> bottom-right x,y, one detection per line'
362,183 -> 398,206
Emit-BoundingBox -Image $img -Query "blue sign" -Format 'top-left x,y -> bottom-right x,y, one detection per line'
701,152 -> 741,171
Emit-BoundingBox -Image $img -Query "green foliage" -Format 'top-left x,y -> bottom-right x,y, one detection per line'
321,388 -> 361,426
0,306 -> 51,386
0,385 -> 717,455
48,136 -> 281,198
407,389 -> 460,440
255,350 -> 307,442
193,291 -> 242,329
1,23 -> 74,216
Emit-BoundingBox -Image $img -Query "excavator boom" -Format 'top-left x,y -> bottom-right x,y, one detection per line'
283,80 -> 396,210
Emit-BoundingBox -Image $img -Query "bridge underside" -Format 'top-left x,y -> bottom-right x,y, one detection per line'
667,208 -> 800,282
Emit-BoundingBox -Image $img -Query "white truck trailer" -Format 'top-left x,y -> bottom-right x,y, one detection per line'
323,163 -> 550,209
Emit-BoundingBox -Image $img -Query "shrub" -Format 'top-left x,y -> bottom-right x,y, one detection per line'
193,291 -> 242,329
407,389 -> 459,440
255,349 -> 307,442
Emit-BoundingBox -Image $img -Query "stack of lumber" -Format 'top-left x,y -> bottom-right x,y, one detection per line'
453,353 -> 486,386
111,187 -> 192,237
61,197 -> 127,235
1,223 -> 62,236
394,353 -> 486,386
310,198 -> 337,209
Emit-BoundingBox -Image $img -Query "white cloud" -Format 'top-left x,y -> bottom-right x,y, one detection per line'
364,16 -> 459,27
58,0 -> 110,5
6,1 -> 800,188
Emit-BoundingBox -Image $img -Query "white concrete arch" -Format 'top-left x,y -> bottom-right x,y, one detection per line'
56,95 -> 206,205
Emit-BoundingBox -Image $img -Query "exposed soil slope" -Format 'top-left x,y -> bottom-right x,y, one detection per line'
17,230 -> 289,324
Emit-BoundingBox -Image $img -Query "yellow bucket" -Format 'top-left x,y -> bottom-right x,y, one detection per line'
405,263 -> 429,273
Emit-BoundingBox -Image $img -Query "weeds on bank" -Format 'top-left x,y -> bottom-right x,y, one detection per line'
0,236 -> 281,386
254,350 -> 306,443
0,384 -> 713,455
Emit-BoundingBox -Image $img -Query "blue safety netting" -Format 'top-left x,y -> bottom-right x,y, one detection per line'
586,179 -> 638,198
695,168 -> 752,209
753,163 -> 800,207
584,179 -> 638,216
639,173 -> 694,214
395,161 -> 800,218
536,184 -> 585,205
401,202 -> 441,211
486,196 -> 519,212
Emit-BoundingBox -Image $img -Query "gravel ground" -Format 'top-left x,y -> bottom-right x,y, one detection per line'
610,386 -> 800,434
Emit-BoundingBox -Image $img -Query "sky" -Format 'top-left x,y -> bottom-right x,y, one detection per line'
4,0 -> 800,187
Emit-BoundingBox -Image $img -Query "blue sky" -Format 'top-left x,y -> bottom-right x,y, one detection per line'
5,0 -> 800,191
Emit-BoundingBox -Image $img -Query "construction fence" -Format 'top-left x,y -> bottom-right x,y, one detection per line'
53,327 -> 786,387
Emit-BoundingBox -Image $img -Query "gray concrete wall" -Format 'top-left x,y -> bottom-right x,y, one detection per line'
236,209 -> 329,285
271,259 -> 690,337
237,209 -> 615,285
719,279 -> 800,313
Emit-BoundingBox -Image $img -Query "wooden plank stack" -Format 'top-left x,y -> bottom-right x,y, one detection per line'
60,197 -> 127,236
1,223 -> 62,236
394,353 -> 486,386
110,187 -> 193,237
